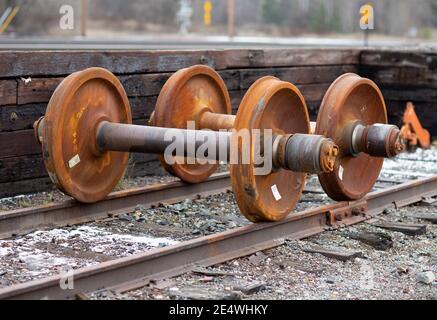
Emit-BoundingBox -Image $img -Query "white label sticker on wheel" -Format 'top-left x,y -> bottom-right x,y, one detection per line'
68,154 -> 81,169
271,184 -> 282,201
339,165 -> 344,181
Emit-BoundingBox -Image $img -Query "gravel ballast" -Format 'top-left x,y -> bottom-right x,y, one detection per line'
0,146 -> 436,299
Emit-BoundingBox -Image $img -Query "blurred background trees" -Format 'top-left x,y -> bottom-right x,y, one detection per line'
262,0 -> 285,25
1,0 -> 437,40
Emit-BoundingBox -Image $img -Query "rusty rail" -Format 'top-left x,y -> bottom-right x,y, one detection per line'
1,174 -> 436,300
0,173 -> 231,239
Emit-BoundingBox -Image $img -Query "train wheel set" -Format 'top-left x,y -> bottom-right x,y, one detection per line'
33,65 -> 406,223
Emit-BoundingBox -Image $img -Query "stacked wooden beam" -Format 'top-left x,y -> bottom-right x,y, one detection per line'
360,48 -> 437,136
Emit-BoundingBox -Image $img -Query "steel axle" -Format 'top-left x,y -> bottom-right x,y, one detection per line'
35,119 -> 338,175
198,111 -> 236,131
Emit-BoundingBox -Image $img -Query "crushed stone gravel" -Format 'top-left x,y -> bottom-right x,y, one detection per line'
1,148 -> 437,299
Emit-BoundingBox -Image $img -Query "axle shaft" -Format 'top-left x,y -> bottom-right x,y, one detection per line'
96,122 -> 339,174
96,122 -> 231,162
35,118 -> 339,175
198,111 -> 236,131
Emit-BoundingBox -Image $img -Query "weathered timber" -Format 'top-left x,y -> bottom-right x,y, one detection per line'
0,99 -> 155,133
0,80 -> 17,106
0,154 -> 46,183
225,48 -> 360,68
129,96 -> 156,122
360,50 -> 437,68
0,130 -> 39,159
407,213 -> 437,224
13,66 -> 352,106
0,49 -> 360,78
0,50 -> 227,78
238,65 -> 357,89
232,281 -> 266,295
15,70 -> 241,105
0,177 -> 54,198
0,148 -> 162,185
2,90 -> 253,133
0,103 -> 46,132
0,153 -> 161,184
16,77 -> 61,105
380,86 -> 437,102
369,220 -> 427,236
192,267 -> 237,277
420,197 -> 437,206
303,245 -> 363,262
125,158 -> 166,179
0,153 -> 162,197
346,231 -> 394,251
359,49 -> 437,137
360,66 -> 436,88
297,83 -> 330,102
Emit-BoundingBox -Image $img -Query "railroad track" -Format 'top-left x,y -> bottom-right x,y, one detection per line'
0,171 -> 426,240
0,173 -> 231,239
1,151 -> 433,240
0,171 -> 435,299
0,149 -> 436,299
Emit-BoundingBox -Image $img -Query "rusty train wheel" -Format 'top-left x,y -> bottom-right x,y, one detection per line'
151,65 -> 232,183
315,73 -> 388,201
41,68 -> 132,203
230,77 -> 310,222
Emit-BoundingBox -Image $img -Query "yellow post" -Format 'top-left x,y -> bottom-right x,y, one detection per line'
204,0 -> 212,26
0,6 -> 19,35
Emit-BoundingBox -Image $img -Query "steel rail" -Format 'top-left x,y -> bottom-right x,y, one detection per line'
0,171 -> 346,240
0,173 -> 232,239
1,174 -> 436,300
